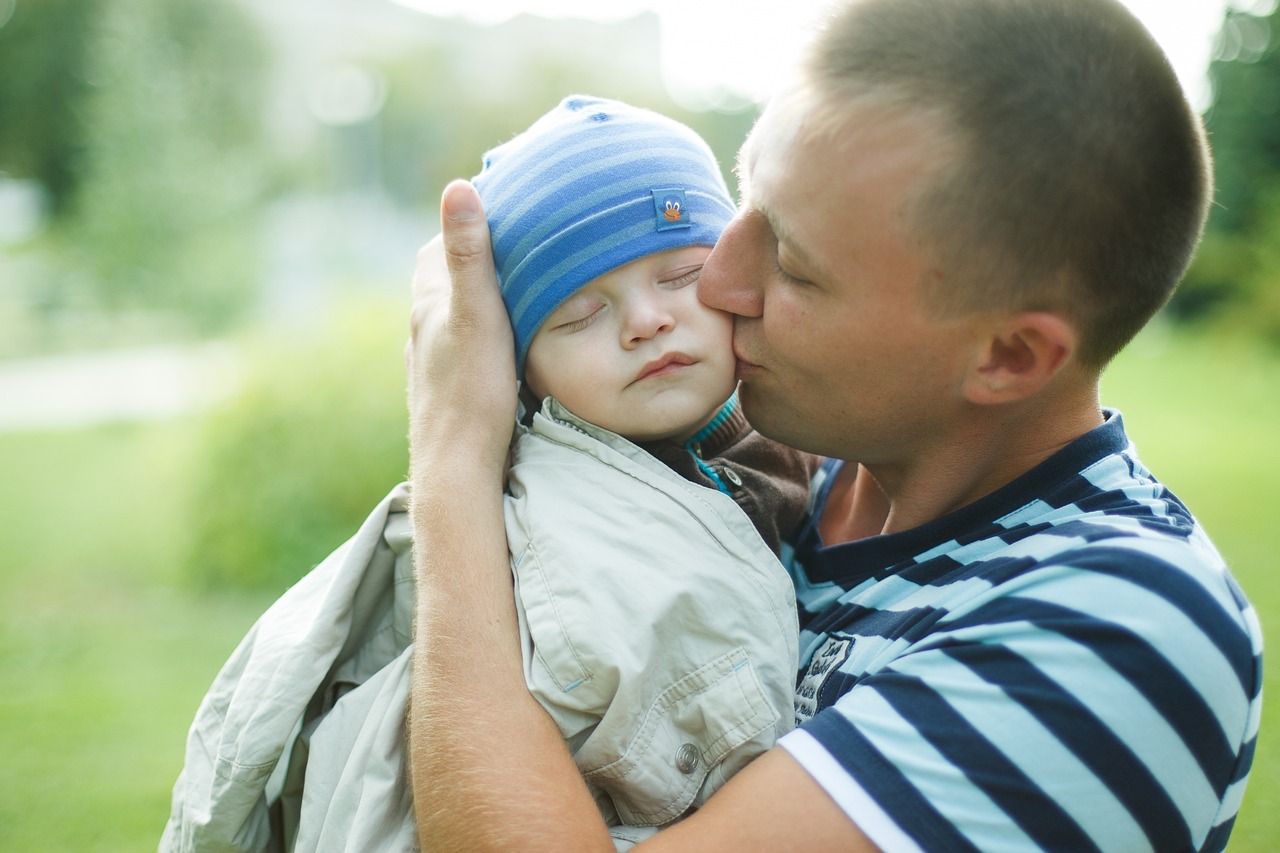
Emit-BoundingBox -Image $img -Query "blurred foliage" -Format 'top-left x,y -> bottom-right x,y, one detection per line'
0,2 -> 756,347
374,41 -> 756,209
0,0 -> 275,332
1175,2 -> 1280,343
0,0 -> 95,215
61,0 -> 273,329
182,300 -> 408,591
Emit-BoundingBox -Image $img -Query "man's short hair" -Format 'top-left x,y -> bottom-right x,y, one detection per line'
805,0 -> 1212,368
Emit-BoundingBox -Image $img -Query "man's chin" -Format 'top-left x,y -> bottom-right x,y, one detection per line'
737,383 -> 782,437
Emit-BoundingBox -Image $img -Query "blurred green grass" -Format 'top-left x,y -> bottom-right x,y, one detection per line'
0,325 -> 1275,850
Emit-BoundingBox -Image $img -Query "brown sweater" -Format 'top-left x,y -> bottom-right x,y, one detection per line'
640,401 -> 823,555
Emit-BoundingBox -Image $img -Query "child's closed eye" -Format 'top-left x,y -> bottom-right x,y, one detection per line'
659,267 -> 703,289
551,305 -> 604,333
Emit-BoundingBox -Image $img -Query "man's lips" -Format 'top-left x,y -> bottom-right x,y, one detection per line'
733,343 -> 762,377
635,352 -> 695,382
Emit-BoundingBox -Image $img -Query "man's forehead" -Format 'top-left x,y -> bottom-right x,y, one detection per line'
736,94 -> 798,184
734,103 -> 821,259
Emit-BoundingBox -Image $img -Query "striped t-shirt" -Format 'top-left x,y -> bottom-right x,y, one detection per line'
778,411 -> 1261,852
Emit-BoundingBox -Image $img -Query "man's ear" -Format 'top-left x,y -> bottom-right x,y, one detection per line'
963,312 -> 1077,404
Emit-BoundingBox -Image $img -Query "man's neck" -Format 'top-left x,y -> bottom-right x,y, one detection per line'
820,391 -> 1104,545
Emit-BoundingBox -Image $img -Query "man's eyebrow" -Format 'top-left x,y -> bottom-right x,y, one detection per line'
733,137 -> 753,194
758,196 -> 829,282
736,126 -> 830,282
774,215 -> 826,279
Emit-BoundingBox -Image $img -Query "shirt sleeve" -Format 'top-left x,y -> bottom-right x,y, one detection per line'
779,548 -> 1261,853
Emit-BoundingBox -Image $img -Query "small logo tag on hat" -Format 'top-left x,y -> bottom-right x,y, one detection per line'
652,188 -> 691,231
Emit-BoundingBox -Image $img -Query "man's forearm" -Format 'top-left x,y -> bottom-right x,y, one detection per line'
408,445 -> 615,852
405,189 -> 616,850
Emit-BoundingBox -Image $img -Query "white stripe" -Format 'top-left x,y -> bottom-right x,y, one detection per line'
779,729 -> 925,853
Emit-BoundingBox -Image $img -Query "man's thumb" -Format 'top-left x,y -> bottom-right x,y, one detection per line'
440,180 -> 493,273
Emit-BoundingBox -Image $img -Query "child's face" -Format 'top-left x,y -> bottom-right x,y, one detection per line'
524,246 -> 736,442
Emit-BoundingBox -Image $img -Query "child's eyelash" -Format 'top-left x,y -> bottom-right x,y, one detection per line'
558,308 -> 602,332
662,268 -> 702,288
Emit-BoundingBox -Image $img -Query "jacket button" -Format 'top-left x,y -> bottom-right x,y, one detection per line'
675,743 -> 700,774
722,466 -> 743,487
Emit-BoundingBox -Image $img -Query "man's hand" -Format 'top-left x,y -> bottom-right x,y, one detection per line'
406,179 -> 516,471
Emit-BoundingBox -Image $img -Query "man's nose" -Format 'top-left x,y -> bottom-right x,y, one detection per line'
699,213 -> 765,318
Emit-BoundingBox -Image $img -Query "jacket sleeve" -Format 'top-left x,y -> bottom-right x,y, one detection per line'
159,483 -> 411,853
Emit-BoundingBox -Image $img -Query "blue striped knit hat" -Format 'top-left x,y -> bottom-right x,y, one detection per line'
472,95 -> 736,377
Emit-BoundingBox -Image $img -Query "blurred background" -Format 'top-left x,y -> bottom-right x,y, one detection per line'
0,0 -> 1276,848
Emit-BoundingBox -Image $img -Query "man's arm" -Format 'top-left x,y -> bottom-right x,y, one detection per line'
406,180 -> 613,853
406,180 -> 877,853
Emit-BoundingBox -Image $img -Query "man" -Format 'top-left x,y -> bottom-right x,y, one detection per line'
405,0 -> 1261,850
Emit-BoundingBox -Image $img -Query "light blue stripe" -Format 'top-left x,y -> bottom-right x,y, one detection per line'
490,135 -> 724,249
956,558 -> 1249,744
994,498 -> 1056,527
483,117 -> 713,214
837,689 -> 1042,851
495,147 -> 728,271
959,614 -> 1221,829
508,215 -> 655,323
1079,453 -> 1140,491
917,655 -> 1148,849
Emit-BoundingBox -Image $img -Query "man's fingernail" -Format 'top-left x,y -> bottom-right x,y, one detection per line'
443,182 -> 479,221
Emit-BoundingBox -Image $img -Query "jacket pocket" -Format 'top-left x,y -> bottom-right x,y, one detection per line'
579,646 -> 780,826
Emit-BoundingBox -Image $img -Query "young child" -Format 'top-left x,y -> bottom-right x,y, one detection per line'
481,95 -> 817,555
478,95 -> 820,838
161,96 -> 818,852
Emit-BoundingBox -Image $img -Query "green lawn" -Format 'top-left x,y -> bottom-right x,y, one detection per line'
0,326 -> 1275,850
1102,327 -> 1279,852
0,423 -> 278,852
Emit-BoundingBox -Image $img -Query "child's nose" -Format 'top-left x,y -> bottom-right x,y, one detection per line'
622,297 -> 675,346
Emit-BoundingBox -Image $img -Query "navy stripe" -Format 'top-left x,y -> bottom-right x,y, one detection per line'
1230,735 -> 1257,785
1056,545 -> 1256,697
898,553 -> 969,584
873,671 -> 1100,851
950,595 -> 1239,798
942,643 -> 1192,850
1200,816 -> 1235,853
805,709 -> 982,853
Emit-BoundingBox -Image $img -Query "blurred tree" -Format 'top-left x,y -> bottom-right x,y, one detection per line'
0,0 -> 97,215
373,17 -> 756,212
1174,1 -> 1280,340
1203,4 -> 1280,234
61,0 -> 274,329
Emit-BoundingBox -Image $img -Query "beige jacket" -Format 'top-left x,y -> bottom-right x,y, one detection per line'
160,398 -> 798,851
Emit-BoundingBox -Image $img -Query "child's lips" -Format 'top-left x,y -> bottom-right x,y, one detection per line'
635,352 -> 695,382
